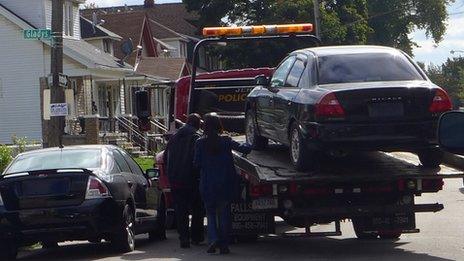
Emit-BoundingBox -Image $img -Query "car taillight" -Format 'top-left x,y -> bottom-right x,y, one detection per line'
249,184 -> 273,197
429,88 -> 452,113
315,92 -> 345,118
85,176 -> 110,199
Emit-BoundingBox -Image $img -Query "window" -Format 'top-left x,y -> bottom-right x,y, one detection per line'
119,149 -> 144,176
103,39 -> 111,54
318,53 -> 424,85
270,56 -> 296,88
64,2 -> 74,36
0,79 -> 3,98
286,59 -> 306,87
113,150 -> 131,173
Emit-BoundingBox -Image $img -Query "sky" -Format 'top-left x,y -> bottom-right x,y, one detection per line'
90,0 -> 464,66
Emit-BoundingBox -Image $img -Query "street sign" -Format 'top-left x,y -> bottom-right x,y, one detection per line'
23,29 -> 52,40
59,73 -> 68,87
50,103 -> 69,117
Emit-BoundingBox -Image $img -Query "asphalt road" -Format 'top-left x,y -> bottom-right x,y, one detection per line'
18,153 -> 464,261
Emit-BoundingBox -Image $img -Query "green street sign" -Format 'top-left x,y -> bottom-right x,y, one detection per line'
23,29 -> 52,40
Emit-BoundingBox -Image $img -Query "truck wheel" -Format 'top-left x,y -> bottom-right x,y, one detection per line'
110,204 -> 135,253
290,122 -> 316,171
378,231 -> 401,240
352,219 -> 378,240
418,148 -> 444,168
246,111 -> 268,150
0,240 -> 18,260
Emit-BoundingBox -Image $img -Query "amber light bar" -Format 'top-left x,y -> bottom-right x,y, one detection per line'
202,23 -> 314,37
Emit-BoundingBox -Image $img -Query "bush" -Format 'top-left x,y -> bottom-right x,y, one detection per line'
11,135 -> 28,153
0,145 -> 12,173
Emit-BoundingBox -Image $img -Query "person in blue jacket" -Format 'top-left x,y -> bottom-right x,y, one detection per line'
194,113 -> 252,254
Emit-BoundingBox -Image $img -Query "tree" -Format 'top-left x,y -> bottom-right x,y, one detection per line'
367,0 -> 453,55
426,58 -> 464,108
144,0 -> 155,8
83,2 -> 99,9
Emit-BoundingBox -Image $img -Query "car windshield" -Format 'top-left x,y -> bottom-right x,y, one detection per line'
4,149 -> 102,175
318,52 -> 424,85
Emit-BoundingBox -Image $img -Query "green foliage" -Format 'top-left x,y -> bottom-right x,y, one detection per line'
11,135 -> 28,154
0,145 -> 12,173
184,0 -> 452,67
425,57 -> 464,108
367,0 -> 453,55
134,157 -> 155,172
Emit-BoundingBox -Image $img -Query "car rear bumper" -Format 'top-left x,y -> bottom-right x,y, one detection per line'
0,198 -> 123,243
303,120 -> 438,151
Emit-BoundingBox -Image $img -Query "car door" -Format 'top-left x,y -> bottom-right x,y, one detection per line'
273,55 -> 307,144
118,149 -> 156,223
258,56 -> 296,138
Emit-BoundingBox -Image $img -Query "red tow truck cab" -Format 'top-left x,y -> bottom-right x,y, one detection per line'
158,68 -> 273,215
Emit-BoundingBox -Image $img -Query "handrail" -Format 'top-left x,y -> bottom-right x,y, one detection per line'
150,119 -> 168,133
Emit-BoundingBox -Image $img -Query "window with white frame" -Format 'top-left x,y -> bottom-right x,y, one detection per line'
64,2 -> 74,36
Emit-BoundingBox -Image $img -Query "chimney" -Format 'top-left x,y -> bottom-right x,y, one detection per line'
144,0 -> 155,8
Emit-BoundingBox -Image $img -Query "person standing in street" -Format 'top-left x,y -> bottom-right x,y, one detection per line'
194,113 -> 252,254
165,113 -> 205,248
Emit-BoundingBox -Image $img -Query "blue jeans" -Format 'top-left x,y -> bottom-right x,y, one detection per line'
205,200 -> 231,247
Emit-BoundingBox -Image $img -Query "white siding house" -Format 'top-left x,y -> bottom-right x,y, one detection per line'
0,0 -> 133,144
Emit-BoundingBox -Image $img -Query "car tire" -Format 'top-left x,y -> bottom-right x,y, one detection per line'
352,218 -> 378,240
0,240 -> 18,260
110,204 -> 135,253
245,111 -> 268,150
148,197 -> 167,241
378,231 -> 402,240
418,148 -> 444,168
289,122 -> 316,171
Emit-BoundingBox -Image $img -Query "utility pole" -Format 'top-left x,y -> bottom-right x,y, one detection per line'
314,0 -> 321,39
49,0 -> 65,147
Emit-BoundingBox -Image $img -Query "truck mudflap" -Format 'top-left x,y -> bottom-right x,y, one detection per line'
230,201 -> 275,236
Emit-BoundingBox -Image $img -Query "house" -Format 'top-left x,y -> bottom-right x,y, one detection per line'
0,0 -> 133,144
81,3 -> 220,122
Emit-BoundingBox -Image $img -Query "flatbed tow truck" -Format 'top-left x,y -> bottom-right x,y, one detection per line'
155,23 -> 464,240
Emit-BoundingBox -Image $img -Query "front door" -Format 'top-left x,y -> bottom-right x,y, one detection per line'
273,56 -> 307,144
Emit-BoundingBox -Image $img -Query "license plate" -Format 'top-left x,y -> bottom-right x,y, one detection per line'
21,178 -> 70,196
365,213 -> 416,230
251,198 -> 278,210
368,102 -> 404,118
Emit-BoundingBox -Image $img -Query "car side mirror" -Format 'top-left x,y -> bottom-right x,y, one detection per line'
438,111 -> 464,155
146,168 -> 160,180
255,75 -> 270,86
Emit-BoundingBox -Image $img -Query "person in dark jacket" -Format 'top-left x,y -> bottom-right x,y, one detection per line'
194,113 -> 252,254
165,113 -> 205,248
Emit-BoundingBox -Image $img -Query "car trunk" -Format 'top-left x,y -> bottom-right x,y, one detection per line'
328,81 -> 436,123
0,169 -> 91,211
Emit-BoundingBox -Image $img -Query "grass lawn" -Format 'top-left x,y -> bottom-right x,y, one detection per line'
134,157 -> 155,172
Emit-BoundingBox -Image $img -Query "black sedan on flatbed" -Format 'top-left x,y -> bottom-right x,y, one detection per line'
245,45 -> 452,170
0,145 -> 164,260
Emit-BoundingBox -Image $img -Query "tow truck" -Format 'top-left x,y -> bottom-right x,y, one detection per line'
154,23 -> 464,240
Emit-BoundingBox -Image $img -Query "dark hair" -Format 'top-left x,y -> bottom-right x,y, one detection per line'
203,113 -> 223,154
186,113 -> 201,130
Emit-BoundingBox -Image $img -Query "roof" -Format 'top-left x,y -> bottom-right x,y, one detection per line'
80,16 -> 122,40
300,45 -> 400,56
0,4 -> 131,72
136,57 -> 187,81
64,38 -> 132,70
81,3 -> 199,38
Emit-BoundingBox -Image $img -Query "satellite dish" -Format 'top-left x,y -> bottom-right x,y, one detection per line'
121,38 -> 134,56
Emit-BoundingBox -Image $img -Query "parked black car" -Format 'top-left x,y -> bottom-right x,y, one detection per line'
0,145 -> 164,260
245,46 -> 452,171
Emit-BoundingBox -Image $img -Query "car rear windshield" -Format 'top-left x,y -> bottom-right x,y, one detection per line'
4,149 -> 101,174
318,53 -> 424,85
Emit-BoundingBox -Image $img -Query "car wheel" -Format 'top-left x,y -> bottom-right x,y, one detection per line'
148,197 -> 167,241
246,111 -> 268,150
289,122 -> 316,171
418,148 -> 444,168
0,240 -> 18,260
111,204 -> 135,253
378,231 -> 402,240
352,218 -> 378,240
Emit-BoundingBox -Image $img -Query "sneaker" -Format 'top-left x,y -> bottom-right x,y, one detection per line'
206,242 -> 218,253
